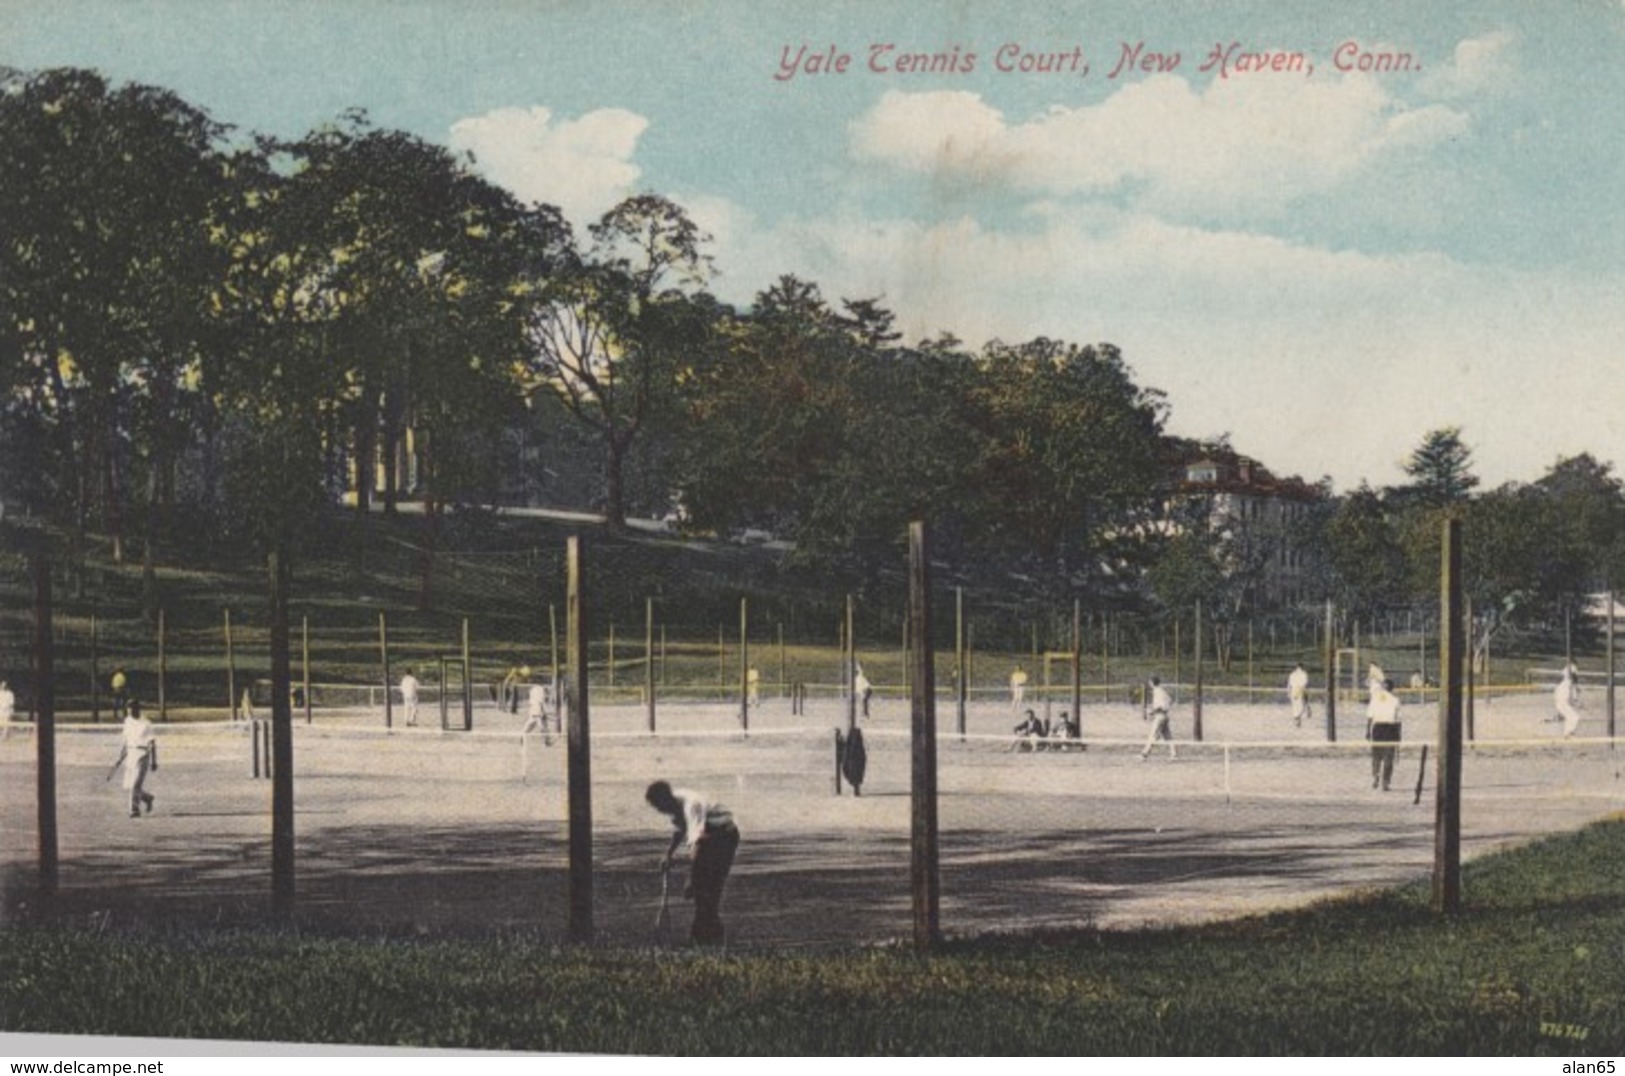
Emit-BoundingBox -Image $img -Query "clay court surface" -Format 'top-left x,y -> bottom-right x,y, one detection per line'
3,689 -> 1622,947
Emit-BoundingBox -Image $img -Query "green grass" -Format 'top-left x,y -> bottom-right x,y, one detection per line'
4,818 -> 1623,1054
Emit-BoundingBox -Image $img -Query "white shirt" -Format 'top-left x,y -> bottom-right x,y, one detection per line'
0,686 -> 14,722
671,787 -> 734,851
1150,684 -> 1172,713
1368,689 -> 1401,725
1287,668 -> 1308,696
528,683 -> 546,718
122,714 -> 155,751
400,674 -> 420,702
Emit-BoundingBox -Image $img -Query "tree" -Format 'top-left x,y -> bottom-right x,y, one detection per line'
960,338 -> 1167,582
0,67 -> 233,576
673,277 -> 974,572
1396,426 -> 1479,509
522,194 -> 711,528
1323,484 -> 1408,618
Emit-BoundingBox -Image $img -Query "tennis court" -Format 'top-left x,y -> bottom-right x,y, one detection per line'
2,686 -> 1620,947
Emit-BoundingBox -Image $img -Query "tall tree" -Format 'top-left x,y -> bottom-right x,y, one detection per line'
523,195 -> 711,528
1396,426 -> 1479,509
1323,484 -> 1408,618
961,338 -> 1167,582
0,67 -> 232,573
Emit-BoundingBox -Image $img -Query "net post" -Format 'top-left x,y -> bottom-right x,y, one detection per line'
1432,517 -> 1464,915
833,728 -> 843,796
908,520 -> 940,951
565,535 -> 594,943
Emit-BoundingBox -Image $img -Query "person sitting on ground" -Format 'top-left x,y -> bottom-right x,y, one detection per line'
1010,708 -> 1048,752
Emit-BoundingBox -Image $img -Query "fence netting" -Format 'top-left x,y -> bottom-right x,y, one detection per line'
2,544 -> 1621,947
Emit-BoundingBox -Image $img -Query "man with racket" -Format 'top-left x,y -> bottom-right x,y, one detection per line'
1140,676 -> 1177,760
109,699 -> 157,817
645,780 -> 740,946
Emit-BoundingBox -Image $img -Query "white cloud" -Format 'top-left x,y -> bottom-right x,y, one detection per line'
848,75 -> 1469,215
1421,31 -> 1518,99
448,105 -> 649,227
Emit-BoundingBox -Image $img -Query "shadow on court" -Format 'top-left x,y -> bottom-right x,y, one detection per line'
0,815 -> 1449,947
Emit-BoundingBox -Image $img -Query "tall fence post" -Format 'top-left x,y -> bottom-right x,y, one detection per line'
909,521 -> 940,951
955,587 -> 966,741
1464,594 -> 1476,742
739,597 -> 749,731
1323,598 -> 1337,742
845,595 -> 857,737
1193,600 -> 1204,742
90,608 -> 100,724
1607,588 -> 1616,744
379,612 -> 392,730
269,549 -> 295,919
32,553 -> 58,900
157,607 -> 167,721
646,597 -> 656,734
225,607 -> 237,721
549,603 -> 560,692
1101,610 -> 1111,703
302,615 -> 312,725
1070,599 -> 1082,739
566,535 -> 593,943
1433,517 -> 1465,915
462,617 -> 473,730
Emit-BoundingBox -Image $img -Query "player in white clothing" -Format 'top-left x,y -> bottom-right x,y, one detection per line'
1287,663 -> 1311,727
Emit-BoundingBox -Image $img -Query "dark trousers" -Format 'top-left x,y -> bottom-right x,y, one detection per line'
1370,722 -> 1400,789
690,824 -> 740,945
129,750 -> 154,814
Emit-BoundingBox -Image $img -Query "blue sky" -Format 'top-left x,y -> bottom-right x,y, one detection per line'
6,0 -> 1624,492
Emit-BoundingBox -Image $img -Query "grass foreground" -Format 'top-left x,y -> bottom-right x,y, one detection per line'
3,816 -> 1624,1056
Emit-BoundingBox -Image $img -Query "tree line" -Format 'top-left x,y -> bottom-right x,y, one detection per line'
3,67 -> 1623,643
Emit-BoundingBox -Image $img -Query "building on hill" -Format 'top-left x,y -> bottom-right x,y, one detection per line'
1163,441 -> 1325,610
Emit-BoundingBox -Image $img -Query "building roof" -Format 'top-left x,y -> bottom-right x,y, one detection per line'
1169,442 -> 1321,501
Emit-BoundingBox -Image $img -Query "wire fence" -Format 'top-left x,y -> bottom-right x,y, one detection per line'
2,537 -> 1621,947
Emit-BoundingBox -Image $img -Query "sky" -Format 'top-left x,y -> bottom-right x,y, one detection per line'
5,0 -> 1624,494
